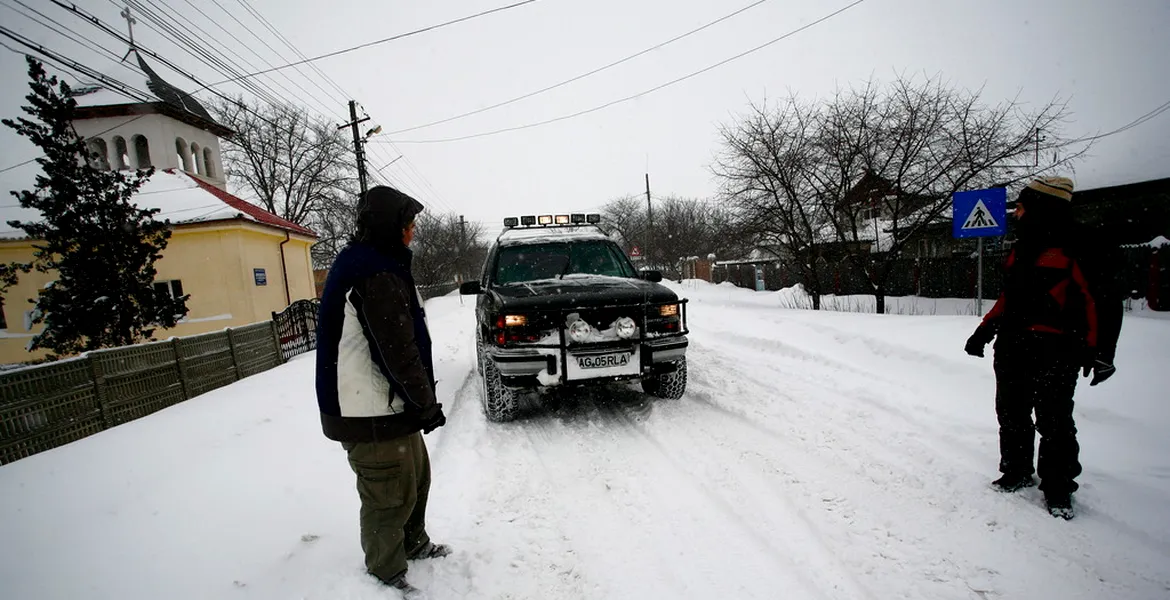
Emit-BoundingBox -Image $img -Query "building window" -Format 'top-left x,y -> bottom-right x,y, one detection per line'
133,135 -> 152,168
154,279 -> 185,299
203,147 -> 214,178
190,142 -> 203,176
112,136 -> 129,170
175,138 -> 191,172
87,138 -> 109,170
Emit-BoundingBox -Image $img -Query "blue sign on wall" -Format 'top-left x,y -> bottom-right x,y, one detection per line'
254,268 -> 267,286
952,187 -> 1007,239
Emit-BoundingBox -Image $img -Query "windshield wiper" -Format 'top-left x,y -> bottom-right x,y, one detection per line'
556,254 -> 573,279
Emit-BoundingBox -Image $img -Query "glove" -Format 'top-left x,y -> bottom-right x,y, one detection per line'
419,403 -> 447,434
965,326 -> 995,358
1082,354 -> 1117,386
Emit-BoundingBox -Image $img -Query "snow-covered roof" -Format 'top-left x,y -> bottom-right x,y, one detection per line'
69,85 -> 130,109
1121,235 -> 1170,249
497,225 -> 612,246
0,169 -> 315,240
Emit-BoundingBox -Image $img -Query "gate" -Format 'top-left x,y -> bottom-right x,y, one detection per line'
272,298 -> 320,361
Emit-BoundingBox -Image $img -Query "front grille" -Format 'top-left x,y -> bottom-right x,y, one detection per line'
573,306 -> 643,330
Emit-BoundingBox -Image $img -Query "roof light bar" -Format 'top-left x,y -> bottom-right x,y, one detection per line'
520,215 -> 537,226
503,217 -> 519,228
555,214 -> 571,225
586,213 -> 601,224
538,215 -> 554,225
570,213 -> 586,224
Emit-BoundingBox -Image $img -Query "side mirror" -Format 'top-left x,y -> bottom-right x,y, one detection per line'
459,281 -> 482,295
639,270 -> 663,283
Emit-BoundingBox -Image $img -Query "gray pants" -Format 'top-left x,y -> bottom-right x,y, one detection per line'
342,432 -> 432,582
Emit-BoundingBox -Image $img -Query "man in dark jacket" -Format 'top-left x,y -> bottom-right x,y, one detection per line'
315,186 -> 450,592
965,177 -> 1123,520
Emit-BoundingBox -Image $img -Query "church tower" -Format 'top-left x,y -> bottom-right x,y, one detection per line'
68,52 -> 234,191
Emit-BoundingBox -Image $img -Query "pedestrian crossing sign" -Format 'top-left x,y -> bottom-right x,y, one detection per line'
953,187 -> 1007,239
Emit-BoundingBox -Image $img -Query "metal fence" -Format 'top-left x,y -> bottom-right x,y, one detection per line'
0,321 -> 284,465
713,245 -> 1170,310
273,299 -> 320,362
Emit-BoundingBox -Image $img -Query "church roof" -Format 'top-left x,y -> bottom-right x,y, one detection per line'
68,53 -> 233,139
0,170 -> 316,240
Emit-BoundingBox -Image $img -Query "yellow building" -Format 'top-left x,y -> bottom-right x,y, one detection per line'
0,55 -> 316,364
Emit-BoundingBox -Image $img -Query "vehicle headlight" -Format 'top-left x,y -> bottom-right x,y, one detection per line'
615,317 -> 637,339
504,314 -> 527,327
659,303 -> 679,317
568,319 -> 594,342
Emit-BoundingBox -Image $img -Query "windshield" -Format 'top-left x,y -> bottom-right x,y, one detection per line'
493,241 -> 637,285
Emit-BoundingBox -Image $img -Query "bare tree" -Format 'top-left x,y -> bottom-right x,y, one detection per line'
411,211 -> 489,289
718,76 -> 1084,313
714,96 -> 832,308
211,97 -> 355,229
602,195 -> 749,278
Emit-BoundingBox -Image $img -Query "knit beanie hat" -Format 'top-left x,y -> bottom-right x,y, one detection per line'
1024,177 -> 1075,202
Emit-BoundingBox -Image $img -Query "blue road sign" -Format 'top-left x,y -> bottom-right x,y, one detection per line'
953,187 -> 1007,239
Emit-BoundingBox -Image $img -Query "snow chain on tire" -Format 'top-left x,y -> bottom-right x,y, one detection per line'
481,358 -> 519,422
642,358 -> 687,400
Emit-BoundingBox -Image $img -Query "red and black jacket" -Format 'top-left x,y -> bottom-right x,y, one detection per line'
980,239 -> 1122,361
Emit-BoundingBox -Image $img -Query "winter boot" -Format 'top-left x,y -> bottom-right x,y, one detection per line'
410,541 -> 452,560
1045,492 -> 1074,520
991,473 -> 1036,493
378,571 -> 419,596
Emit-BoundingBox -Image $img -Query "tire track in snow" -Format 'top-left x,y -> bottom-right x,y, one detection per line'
599,398 -> 879,600
679,336 -> 1170,599
517,394 -> 836,600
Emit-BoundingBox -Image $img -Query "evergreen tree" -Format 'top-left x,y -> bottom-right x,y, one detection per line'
2,57 -> 188,358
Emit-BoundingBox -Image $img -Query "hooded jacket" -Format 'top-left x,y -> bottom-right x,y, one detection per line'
315,187 -> 443,442
979,188 -> 1124,362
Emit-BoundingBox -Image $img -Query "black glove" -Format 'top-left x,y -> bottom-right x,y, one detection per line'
419,403 -> 447,434
965,326 -> 995,358
1082,352 -> 1117,386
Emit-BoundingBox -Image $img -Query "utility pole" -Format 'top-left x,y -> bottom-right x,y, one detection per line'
645,173 -> 653,269
458,215 -> 466,283
338,100 -> 370,197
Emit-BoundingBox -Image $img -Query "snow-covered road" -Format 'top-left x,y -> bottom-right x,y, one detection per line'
2,282 -> 1168,600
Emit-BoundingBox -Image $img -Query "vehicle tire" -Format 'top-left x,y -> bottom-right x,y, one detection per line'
481,359 -> 519,422
475,330 -> 485,375
642,358 -> 687,400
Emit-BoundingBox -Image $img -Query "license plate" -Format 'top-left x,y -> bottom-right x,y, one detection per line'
576,352 -> 631,369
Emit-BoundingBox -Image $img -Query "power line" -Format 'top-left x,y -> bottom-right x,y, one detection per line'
1061,98 -> 1170,146
207,0 -> 541,87
380,0 -> 871,144
0,0 -> 130,67
384,0 -> 773,136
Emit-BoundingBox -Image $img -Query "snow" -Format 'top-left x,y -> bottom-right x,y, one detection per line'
497,225 -> 611,246
1,288 -> 1169,599
0,170 -> 245,240
181,313 -> 234,324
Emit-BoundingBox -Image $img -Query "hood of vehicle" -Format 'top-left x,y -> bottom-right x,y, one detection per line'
490,275 -> 678,310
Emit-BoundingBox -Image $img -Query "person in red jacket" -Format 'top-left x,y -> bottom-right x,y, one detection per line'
965,177 -> 1123,520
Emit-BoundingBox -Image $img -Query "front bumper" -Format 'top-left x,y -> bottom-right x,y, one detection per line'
488,335 -> 688,388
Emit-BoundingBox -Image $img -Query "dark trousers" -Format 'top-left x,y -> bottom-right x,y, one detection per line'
342,432 -> 432,582
993,333 -> 1082,495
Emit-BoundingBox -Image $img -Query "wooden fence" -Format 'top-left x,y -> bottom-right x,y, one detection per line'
0,321 -> 284,465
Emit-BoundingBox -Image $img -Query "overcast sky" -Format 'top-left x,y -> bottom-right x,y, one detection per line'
1,0 -> 1168,238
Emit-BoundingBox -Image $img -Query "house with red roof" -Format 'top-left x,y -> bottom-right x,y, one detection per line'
0,54 -> 317,364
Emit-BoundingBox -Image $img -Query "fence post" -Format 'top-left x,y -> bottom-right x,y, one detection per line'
270,318 -> 285,364
87,354 -> 111,430
226,328 -> 243,381
172,338 -> 191,400
269,321 -> 283,366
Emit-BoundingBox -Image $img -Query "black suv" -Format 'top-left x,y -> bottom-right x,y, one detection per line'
459,214 -> 689,421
